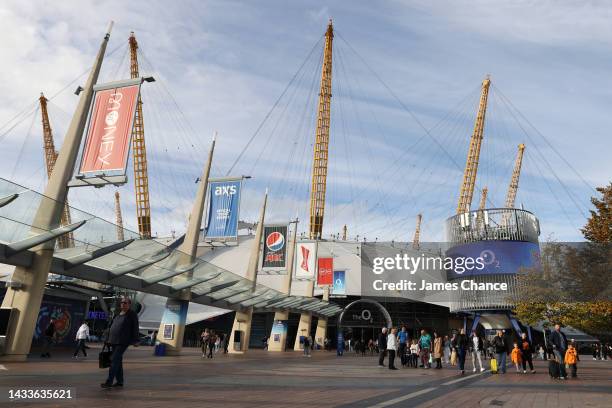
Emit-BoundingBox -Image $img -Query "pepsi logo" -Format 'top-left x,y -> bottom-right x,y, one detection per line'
266,231 -> 285,252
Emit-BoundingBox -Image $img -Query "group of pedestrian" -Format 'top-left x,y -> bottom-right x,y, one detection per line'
200,329 -> 226,358
373,325 -> 580,377
591,342 -> 611,360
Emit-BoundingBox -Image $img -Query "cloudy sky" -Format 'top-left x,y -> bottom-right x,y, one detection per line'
0,0 -> 609,242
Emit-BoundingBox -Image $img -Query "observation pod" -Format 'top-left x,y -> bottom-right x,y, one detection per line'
444,208 -> 541,313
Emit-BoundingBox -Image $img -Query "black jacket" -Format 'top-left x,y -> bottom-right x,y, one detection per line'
550,330 -> 568,352
520,338 -> 534,353
378,332 -> 387,350
452,334 -> 468,350
492,335 -> 507,354
44,323 -> 55,337
107,310 -> 140,346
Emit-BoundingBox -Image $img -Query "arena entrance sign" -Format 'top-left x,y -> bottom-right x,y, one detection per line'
336,299 -> 392,352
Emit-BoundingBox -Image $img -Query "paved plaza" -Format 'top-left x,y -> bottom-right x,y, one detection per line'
1,346 -> 610,407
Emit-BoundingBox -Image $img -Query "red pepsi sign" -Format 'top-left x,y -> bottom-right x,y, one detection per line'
262,225 -> 287,268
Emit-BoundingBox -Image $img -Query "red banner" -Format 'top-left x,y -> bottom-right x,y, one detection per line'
317,257 -> 333,286
79,83 -> 140,174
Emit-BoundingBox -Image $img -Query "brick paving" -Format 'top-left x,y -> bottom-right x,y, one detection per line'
0,346 -> 610,407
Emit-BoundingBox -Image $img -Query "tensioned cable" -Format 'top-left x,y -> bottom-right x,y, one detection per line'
225,35 -> 325,176
493,84 -> 595,194
335,32 -> 466,175
10,106 -> 39,180
0,42 -> 126,143
493,87 -> 589,218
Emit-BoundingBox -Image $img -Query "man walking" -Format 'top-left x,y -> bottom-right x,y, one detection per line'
377,327 -> 388,367
101,297 -> 140,388
492,330 -> 508,374
454,328 -> 468,375
73,321 -> 89,358
40,319 -> 56,358
387,328 -> 398,370
550,324 -> 568,379
398,326 -> 408,367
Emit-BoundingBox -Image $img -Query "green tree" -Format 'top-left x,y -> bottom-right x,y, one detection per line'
514,183 -> 612,336
581,183 -> 612,243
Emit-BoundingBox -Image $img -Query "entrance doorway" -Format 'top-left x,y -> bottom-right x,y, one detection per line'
337,299 -> 392,352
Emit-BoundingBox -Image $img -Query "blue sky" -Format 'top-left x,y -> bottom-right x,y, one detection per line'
0,0 -> 609,242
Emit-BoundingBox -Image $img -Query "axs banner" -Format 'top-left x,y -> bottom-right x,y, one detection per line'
262,225 -> 287,269
205,178 -> 242,239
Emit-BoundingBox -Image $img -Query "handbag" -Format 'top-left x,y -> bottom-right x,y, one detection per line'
99,344 -> 112,369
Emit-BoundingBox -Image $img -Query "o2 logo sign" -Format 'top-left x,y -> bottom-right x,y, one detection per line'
214,185 -> 237,196
351,309 -> 373,323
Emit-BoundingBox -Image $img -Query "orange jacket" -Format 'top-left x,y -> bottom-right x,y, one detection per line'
511,347 -> 522,364
565,347 -> 578,365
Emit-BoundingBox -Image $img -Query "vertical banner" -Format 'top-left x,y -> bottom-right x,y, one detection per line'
76,79 -> 142,185
270,320 -> 288,343
205,178 -> 242,239
332,270 -> 346,295
317,257 -> 333,286
262,225 -> 287,269
295,242 -> 317,278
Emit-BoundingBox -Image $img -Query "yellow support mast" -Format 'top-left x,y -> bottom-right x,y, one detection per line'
129,32 -> 152,238
505,144 -> 525,208
114,191 -> 125,241
476,186 -> 488,229
412,213 -> 422,250
309,20 -> 334,240
456,76 -> 491,214
478,187 -> 488,210
39,93 -> 74,249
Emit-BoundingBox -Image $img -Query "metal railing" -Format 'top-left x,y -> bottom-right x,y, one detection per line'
446,208 -> 540,244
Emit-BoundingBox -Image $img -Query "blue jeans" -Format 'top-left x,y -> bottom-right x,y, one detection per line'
496,352 -> 507,373
73,339 -> 87,356
553,349 -> 567,378
106,344 -> 129,385
458,348 -> 466,371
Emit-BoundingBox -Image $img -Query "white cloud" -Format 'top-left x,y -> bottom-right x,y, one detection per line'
0,0 -> 607,244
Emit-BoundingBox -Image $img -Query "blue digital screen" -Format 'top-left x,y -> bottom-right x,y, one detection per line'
445,240 -> 541,279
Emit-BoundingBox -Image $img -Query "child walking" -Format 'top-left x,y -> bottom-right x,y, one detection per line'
409,339 -> 419,368
565,343 -> 579,378
511,342 -> 523,373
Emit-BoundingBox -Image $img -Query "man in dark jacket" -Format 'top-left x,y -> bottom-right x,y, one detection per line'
452,328 -> 469,374
101,297 -> 140,388
550,324 -> 568,379
40,319 -> 56,358
492,330 -> 508,374
377,327 -> 388,367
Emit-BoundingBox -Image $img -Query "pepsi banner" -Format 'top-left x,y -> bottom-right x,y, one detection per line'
205,178 -> 242,239
262,225 -> 287,269
332,270 -> 346,296
317,257 -> 333,286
